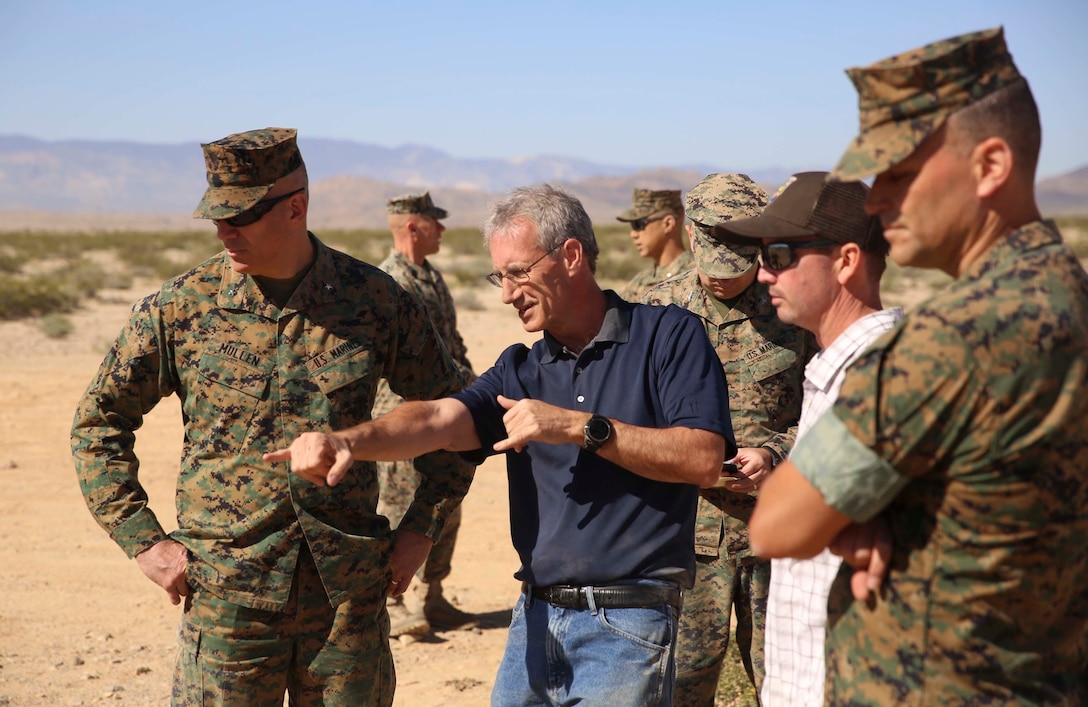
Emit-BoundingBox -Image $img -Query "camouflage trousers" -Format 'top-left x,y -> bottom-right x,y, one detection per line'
674,554 -> 770,707
377,458 -> 462,584
172,548 -> 393,706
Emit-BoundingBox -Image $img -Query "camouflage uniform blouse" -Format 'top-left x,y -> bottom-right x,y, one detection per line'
643,272 -> 812,560
372,250 -> 477,417
790,221 -> 1088,704
621,250 -> 694,301
71,236 -> 471,612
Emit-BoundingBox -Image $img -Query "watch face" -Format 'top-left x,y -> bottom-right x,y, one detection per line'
587,416 -> 611,442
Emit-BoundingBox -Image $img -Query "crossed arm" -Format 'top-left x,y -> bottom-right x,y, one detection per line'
751,460 -> 892,600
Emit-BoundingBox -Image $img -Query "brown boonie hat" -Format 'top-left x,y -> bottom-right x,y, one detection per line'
193,127 -> 304,220
686,174 -> 766,279
616,188 -> 683,221
715,172 -> 886,255
386,191 -> 448,219
831,26 -> 1024,182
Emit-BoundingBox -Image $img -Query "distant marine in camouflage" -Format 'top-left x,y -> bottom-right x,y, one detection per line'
374,190 -> 479,636
617,188 -> 693,300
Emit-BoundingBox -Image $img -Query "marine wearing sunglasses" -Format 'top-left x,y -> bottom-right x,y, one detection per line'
218,187 -> 307,228
629,214 -> 668,232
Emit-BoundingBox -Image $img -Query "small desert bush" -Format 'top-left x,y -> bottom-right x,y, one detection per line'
1056,216 -> 1088,260
0,274 -> 79,319
0,230 -> 220,320
441,227 -> 487,256
317,229 -> 388,264
39,313 -> 74,339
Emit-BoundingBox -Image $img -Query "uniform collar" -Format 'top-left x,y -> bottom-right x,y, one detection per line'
217,233 -> 343,314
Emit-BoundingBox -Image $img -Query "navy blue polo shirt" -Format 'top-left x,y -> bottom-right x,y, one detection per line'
451,291 -> 734,588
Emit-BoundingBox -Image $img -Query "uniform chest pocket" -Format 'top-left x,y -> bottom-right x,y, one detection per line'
309,347 -> 376,396
741,344 -> 799,384
195,349 -> 272,404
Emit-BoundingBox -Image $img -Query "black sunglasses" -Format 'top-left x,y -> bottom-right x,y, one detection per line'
221,188 -> 306,228
760,238 -> 840,270
629,214 -> 667,231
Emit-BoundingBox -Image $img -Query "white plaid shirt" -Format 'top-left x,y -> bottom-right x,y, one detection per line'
762,307 -> 903,707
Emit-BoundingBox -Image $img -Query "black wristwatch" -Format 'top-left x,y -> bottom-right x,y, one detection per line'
583,414 -> 614,453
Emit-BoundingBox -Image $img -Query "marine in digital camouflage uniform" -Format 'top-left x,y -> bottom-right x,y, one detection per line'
71,128 -> 472,707
642,174 -> 814,706
617,188 -> 694,300
373,191 -> 479,637
750,28 -> 1088,705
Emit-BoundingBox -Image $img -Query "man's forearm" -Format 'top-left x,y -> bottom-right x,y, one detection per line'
342,398 -> 480,460
596,422 -> 724,486
750,459 -> 852,558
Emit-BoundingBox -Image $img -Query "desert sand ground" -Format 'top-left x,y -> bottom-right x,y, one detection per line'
0,280 -> 543,706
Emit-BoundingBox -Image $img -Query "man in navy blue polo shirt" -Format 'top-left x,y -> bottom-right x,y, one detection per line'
267,184 -> 735,706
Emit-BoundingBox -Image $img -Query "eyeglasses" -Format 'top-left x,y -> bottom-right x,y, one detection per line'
220,188 -> 306,228
485,243 -> 562,287
629,214 -> 667,231
759,239 -> 840,270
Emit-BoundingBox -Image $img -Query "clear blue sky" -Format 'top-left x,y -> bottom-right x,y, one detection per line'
2,1 -> 1086,179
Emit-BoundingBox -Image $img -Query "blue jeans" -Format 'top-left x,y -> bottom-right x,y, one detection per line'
491,581 -> 680,706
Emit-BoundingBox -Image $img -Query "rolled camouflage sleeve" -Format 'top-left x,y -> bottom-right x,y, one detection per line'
70,295 -> 176,558
399,451 -> 475,541
760,426 -> 797,467
383,288 -> 474,540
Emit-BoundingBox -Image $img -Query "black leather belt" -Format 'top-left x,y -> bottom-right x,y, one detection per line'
521,582 -> 682,610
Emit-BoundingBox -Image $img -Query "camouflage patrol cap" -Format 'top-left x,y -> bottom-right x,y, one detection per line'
616,188 -> 684,221
193,128 -> 304,220
831,26 -> 1024,182
686,174 -> 766,279
386,191 -> 448,219
715,172 -> 886,255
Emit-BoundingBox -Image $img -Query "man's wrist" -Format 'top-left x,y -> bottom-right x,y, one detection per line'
583,414 -> 614,453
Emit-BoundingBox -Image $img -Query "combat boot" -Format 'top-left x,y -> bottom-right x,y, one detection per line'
387,595 -> 429,638
420,580 -> 479,631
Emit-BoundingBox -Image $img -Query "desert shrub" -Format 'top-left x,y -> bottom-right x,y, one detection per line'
109,231 -> 222,278
0,274 -> 79,319
442,227 -> 486,256
39,313 -> 74,339
447,258 -> 495,288
317,229 -> 388,264
594,224 -> 646,283
0,251 -> 25,274
1055,217 -> 1088,260
61,259 -> 110,297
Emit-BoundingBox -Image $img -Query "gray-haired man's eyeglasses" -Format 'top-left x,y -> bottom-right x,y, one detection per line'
485,243 -> 562,287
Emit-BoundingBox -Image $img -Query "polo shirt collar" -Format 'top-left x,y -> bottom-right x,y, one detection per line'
542,290 -> 632,361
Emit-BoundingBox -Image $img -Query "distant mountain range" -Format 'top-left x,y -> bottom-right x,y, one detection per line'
1,134 -> 1085,231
